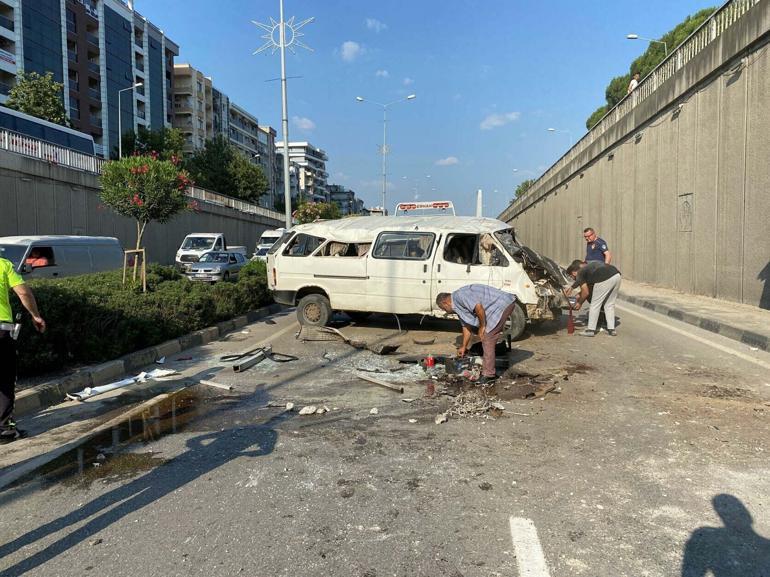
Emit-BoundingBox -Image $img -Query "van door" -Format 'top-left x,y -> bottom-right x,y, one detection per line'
367,231 -> 437,314
312,241 -> 369,311
55,245 -> 93,276
431,233 -> 511,311
23,245 -> 59,279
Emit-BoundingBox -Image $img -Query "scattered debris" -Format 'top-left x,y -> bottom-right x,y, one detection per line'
401,398 -> 416,403
435,413 -> 448,425
155,356 -> 166,365
199,379 -> 233,391
369,408 -> 379,415
299,405 -> 318,415
447,390 -> 498,418
285,402 -> 295,412
66,368 -> 179,401
299,326 -> 400,355
356,373 -> 405,394
479,482 -> 493,491
90,538 -> 103,546
413,337 -> 436,345
315,407 -> 328,415
408,419 -> 417,424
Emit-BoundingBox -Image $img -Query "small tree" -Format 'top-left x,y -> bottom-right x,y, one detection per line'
100,154 -> 192,250
294,201 -> 340,224
5,71 -> 69,126
185,135 -> 234,194
120,126 -> 185,161
228,152 -> 269,203
514,179 -> 536,200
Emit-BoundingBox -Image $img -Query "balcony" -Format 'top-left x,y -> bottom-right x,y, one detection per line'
136,108 -> 146,120
69,108 -> 80,120
0,15 -> 14,32
87,32 -> 99,47
87,60 -> 99,74
0,81 -> 11,95
89,115 -> 102,127
66,21 -> 76,34
69,80 -> 79,91
88,87 -> 99,100
135,61 -> 144,72
0,47 -> 14,67
67,50 -> 78,63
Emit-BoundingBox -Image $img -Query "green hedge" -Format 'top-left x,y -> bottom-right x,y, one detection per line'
11,261 -> 271,377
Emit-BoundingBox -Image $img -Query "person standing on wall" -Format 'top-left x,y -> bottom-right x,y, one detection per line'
627,72 -> 640,94
0,255 -> 45,443
566,260 -> 621,337
584,227 -> 612,264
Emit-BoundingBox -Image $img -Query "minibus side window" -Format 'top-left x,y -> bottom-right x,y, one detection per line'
372,232 -> 435,260
283,234 -> 326,256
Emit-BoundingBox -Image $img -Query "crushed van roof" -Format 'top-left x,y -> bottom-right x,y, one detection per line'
292,216 -> 510,242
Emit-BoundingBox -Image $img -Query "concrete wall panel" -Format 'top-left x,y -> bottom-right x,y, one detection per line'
716,69 -> 747,302
657,113 -> 679,288
743,47 -> 770,309
675,99 -> 697,294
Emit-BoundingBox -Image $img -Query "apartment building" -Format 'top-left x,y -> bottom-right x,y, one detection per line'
275,141 -> 328,203
327,184 -> 364,215
172,63 -> 212,153
257,125 -> 277,208
2,0 -> 178,157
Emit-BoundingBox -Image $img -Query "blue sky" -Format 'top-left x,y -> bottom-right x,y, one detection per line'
138,0 -> 712,217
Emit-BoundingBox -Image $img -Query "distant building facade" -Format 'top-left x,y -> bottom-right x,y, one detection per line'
172,63 -> 211,153
327,184 -> 363,215
276,140 -> 328,203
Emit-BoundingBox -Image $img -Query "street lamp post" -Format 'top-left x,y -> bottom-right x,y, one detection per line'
356,94 -> 416,213
547,127 -> 573,147
118,82 -> 143,159
626,33 -> 668,56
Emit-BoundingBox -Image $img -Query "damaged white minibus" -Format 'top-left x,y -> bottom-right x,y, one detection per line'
266,215 -> 570,340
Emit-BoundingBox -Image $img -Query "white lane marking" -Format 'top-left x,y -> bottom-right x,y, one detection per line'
509,517 -> 552,577
617,303 -> 770,371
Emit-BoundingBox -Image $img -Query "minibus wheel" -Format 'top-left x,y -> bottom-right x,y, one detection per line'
297,294 -> 332,326
507,303 -> 527,343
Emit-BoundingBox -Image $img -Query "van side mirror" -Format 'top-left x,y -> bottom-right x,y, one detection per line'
20,263 -> 30,274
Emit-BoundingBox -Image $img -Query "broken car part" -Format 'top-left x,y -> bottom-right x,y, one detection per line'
356,373 -> 405,394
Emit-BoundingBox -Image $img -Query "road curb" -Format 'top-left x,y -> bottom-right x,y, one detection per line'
15,302 -> 284,417
619,294 -> 769,352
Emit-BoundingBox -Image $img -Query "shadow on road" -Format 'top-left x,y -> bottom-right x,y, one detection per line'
681,494 -> 770,576
0,413 -> 287,576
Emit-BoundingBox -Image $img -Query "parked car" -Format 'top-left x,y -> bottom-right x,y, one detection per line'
186,251 -> 247,283
266,215 -> 570,339
0,235 -> 124,279
175,233 -> 247,271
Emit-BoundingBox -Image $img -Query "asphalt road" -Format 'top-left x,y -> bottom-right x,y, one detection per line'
1,303 -> 769,577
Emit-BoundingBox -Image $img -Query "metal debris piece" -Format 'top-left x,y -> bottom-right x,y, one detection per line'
299,405 -> 317,415
200,379 -> 234,391
356,373 -> 404,394
369,408 -> 379,415
285,402 -> 295,412
435,413 -> 448,425
401,398 -> 416,403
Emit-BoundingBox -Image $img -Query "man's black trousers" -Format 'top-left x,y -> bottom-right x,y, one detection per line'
0,333 -> 17,430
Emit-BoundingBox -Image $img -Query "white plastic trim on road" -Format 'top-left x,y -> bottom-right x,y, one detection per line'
509,517 -> 552,577
616,304 -> 770,372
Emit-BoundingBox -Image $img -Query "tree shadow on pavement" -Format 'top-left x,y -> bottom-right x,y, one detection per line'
681,494 -> 770,577
0,413 -> 286,576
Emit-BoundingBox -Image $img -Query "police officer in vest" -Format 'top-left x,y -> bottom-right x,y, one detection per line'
1,254 -> 45,443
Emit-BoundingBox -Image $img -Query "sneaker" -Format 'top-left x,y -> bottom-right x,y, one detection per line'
0,428 -> 27,444
607,329 -> 617,336
578,329 -> 596,337
476,375 -> 498,385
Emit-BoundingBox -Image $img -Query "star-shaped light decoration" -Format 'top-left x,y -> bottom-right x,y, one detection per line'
252,15 -> 314,55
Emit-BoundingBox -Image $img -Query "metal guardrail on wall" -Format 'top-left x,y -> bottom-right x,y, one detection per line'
0,128 -> 285,223
501,0 -> 761,222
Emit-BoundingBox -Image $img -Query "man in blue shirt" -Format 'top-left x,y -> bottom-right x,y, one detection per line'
583,227 -> 612,264
436,285 -> 516,384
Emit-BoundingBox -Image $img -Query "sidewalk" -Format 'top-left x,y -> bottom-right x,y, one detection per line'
619,279 -> 770,351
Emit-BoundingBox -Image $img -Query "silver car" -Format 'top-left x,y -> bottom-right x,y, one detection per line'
186,251 -> 247,283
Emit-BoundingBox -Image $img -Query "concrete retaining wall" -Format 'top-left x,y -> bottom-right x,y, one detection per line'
0,152 -> 284,264
502,2 -> 770,309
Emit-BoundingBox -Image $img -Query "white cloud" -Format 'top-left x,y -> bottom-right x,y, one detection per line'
479,111 -> 520,130
435,156 -> 459,166
375,69 -> 389,78
403,77 -> 414,86
292,116 -> 316,131
365,18 -> 387,33
340,40 -> 364,62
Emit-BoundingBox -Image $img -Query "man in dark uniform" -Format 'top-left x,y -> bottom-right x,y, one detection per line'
1,255 -> 45,443
583,227 -> 612,264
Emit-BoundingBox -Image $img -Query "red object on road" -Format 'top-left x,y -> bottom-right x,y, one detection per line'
425,355 -> 435,368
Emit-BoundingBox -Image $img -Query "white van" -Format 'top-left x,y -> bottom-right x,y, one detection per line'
253,228 -> 285,262
0,236 -> 124,279
266,216 -> 569,339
